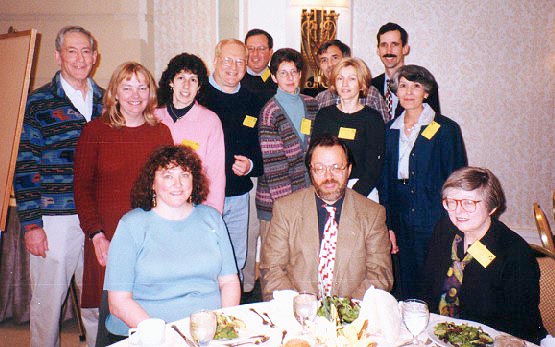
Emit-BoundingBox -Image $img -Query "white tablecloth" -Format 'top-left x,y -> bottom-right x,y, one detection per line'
109,301 -> 536,347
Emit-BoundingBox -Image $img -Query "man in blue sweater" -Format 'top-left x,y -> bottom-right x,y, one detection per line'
205,39 -> 263,289
14,26 -> 103,347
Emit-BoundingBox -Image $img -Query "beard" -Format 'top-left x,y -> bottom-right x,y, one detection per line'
314,177 -> 348,203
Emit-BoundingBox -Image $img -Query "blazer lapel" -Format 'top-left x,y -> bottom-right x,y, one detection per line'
300,188 -> 321,284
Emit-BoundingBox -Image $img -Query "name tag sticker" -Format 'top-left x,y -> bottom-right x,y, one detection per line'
467,240 -> 496,268
261,68 -> 271,82
301,118 -> 312,135
181,139 -> 200,151
243,115 -> 257,128
338,127 -> 356,140
421,121 -> 441,139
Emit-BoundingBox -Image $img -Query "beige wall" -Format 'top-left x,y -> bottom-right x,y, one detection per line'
352,0 -> 555,240
0,0 -> 218,88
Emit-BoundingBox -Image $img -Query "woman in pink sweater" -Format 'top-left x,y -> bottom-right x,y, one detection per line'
155,53 -> 226,213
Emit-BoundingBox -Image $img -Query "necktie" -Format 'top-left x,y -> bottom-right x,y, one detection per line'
385,80 -> 393,119
318,205 -> 339,298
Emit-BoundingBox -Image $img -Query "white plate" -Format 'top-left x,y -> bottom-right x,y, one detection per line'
427,319 -> 497,347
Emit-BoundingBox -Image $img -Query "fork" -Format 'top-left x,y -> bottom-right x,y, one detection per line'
249,307 -> 271,326
261,312 -> 276,328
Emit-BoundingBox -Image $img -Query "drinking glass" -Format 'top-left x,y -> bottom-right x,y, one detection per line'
401,299 -> 429,346
293,292 -> 318,334
190,310 -> 217,346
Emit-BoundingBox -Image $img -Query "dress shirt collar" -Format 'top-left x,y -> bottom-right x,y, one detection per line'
246,66 -> 270,77
59,75 -> 93,121
390,103 -> 435,130
209,73 -> 241,94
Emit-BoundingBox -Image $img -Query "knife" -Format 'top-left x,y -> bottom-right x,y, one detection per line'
171,324 -> 197,347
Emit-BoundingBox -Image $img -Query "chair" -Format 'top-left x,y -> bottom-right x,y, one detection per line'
537,253 -> 555,335
534,203 -> 554,252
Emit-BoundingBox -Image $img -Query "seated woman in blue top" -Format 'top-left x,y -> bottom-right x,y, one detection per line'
103,145 -> 240,343
380,64 -> 467,299
420,167 -> 546,344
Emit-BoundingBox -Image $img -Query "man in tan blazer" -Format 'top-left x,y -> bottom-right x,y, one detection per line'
260,134 -> 393,301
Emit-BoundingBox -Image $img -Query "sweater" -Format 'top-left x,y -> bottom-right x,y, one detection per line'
256,94 -> 318,220
14,71 -> 104,231
73,119 -> 173,307
241,68 -> 277,105
204,85 -> 264,196
312,105 -> 385,196
155,103 -> 226,213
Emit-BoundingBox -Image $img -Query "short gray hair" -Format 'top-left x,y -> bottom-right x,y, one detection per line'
55,26 -> 96,52
390,64 -> 435,95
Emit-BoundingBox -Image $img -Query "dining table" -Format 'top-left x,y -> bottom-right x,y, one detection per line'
108,299 -> 539,347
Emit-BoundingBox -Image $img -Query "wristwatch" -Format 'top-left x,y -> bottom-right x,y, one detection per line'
89,230 -> 105,240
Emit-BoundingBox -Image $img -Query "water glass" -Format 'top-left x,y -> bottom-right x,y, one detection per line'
190,310 -> 217,346
401,299 -> 429,345
293,292 -> 318,334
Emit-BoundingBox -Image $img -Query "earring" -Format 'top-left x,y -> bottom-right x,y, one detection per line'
151,191 -> 157,207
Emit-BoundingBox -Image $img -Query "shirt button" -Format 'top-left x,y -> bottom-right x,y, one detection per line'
411,208 -> 415,212
411,190 -> 414,194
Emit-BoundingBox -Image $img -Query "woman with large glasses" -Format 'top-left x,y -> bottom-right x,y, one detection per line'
380,65 -> 467,299
419,166 -> 546,344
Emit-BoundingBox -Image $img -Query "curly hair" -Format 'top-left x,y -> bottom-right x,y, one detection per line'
101,62 -> 160,128
131,145 -> 209,210
157,53 -> 209,108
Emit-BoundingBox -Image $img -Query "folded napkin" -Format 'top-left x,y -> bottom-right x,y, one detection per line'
356,286 -> 403,344
541,335 -> 555,347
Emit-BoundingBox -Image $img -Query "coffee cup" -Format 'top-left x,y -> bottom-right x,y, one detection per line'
128,318 -> 166,346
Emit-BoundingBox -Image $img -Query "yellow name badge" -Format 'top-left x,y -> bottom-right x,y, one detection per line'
181,139 -> 200,151
421,121 -> 441,139
300,118 -> 312,135
338,127 -> 356,140
261,68 -> 271,82
243,115 -> 257,128
467,240 -> 496,268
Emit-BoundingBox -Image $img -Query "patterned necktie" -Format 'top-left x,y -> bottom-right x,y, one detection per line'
318,205 -> 339,298
385,79 -> 393,119
438,234 -> 474,317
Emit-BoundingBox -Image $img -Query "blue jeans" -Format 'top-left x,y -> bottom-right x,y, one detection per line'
223,192 -> 250,280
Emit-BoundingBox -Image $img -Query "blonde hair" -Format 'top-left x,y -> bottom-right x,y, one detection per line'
214,39 -> 248,60
102,62 -> 160,128
328,57 -> 372,97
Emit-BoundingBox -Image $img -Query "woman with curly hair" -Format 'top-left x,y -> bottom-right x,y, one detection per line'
103,145 -> 240,343
155,53 -> 225,213
73,62 -> 172,341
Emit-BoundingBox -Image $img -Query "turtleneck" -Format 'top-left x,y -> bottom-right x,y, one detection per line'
275,87 -> 304,135
167,102 -> 195,122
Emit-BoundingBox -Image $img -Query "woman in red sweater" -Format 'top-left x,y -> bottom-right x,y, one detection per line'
74,62 -> 172,342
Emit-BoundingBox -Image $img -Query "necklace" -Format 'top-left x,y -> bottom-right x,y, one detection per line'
404,123 -> 415,132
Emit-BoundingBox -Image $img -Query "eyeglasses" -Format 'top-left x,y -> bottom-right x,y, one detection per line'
311,163 -> 347,176
277,70 -> 299,79
442,198 -> 482,213
247,46 -> 269,53
220,56 -> 246,67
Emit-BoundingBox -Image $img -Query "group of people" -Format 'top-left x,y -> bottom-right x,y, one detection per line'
13,22 -> 546,347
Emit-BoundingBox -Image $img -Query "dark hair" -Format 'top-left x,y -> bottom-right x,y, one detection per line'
157,53 -> 209,108
245,28 -> 273,49
390,64 -> 436,95
441,166 -> 506,216
269,48 -> 303,76
377,22 -> 408,46
316,39 -> 351,57
305,134 -> 352,170
131,145 -> 209,210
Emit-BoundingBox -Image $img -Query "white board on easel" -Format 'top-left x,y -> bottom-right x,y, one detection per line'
0,29 -> 38,232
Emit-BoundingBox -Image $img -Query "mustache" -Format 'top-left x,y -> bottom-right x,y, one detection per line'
321,179 -> 339,185
382,54 -> 397,58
